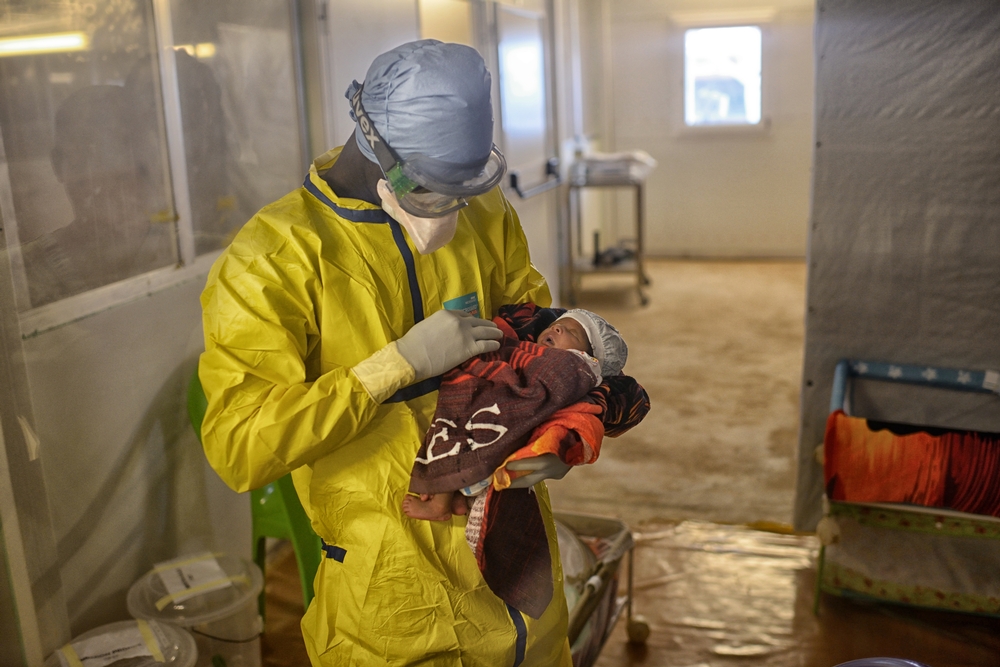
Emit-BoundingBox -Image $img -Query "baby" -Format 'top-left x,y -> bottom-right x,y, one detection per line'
402,308 -> 628,521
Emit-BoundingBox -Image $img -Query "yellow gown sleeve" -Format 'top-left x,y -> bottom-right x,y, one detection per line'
499,193 -> 553,308
198,237 -> 414,494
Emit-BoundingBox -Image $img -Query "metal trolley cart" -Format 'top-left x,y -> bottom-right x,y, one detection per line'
555,512 -> 649,667
566,152 -> 656,307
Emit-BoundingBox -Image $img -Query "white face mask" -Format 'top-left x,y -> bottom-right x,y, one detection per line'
377,179 -> 459,254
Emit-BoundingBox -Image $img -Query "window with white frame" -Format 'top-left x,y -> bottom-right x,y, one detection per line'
0,0 -> 304,316
683,25 -> 762,127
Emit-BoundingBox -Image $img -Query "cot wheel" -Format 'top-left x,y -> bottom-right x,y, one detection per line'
626,615 -> 650,644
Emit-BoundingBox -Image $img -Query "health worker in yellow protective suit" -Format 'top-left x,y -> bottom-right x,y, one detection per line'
199,40 -> 574,666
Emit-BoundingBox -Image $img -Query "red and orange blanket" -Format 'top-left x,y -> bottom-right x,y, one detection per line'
824,409 -> 1000,517
409,302 -> 650,618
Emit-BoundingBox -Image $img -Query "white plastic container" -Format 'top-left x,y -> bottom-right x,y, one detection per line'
127,553 -> 263,667
45,619 -> 196,667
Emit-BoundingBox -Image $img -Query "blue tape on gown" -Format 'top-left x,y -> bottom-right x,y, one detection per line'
506,604 -> 527,667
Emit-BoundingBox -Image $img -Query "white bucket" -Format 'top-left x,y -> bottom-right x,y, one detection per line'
127,552 -> 263,667
45,619 -> 197,667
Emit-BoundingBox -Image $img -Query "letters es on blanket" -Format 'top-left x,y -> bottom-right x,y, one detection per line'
409,302 -> 650,618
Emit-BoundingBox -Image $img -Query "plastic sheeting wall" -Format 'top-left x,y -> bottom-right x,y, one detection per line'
795,0 -> 1000,529
25,282 -> 224,631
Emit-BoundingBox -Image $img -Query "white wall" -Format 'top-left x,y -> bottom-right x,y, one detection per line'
604,0 -> 815,257
321,0 -> 420,147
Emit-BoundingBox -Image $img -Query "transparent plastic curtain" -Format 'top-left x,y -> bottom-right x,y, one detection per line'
0,0 -> 177,309
0,0 -> 303,309
168,0 -> 303,255
0,0 -> 304,648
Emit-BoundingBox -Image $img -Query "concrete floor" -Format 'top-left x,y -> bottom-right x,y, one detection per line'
547,259 -> 806,526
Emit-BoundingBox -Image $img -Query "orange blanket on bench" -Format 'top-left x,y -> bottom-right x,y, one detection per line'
823,409 -> 1000,517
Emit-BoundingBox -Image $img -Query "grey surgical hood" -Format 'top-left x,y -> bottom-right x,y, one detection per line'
347,40 -> 495,184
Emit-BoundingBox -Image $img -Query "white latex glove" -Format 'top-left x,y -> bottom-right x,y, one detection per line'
396,309 -> 503,382
506,453 -> 572,488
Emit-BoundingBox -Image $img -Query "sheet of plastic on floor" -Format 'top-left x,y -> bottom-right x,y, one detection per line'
599,521 -> 817,666
592,520 -> 1000,667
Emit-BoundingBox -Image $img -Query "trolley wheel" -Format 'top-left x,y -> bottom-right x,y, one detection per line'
626,615 -> 650,644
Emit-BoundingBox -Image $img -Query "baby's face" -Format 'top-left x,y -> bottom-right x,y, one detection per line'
538,318 -> 592,354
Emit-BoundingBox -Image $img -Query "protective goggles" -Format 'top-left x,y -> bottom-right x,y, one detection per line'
350,83 -> 506,218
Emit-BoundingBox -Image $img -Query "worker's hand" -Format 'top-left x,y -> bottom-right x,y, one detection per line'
506,453 -> 572,488
396,309 -> 503,382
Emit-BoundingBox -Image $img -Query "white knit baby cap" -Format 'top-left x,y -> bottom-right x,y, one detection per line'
556,309 -> 628,377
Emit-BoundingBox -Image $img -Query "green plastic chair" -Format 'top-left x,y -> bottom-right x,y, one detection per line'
187,372 -> 322,621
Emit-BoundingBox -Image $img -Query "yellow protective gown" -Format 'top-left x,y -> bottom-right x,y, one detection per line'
199,147 -> 571,666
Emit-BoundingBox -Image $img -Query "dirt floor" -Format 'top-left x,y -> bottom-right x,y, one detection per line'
547,259 -> 806,526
